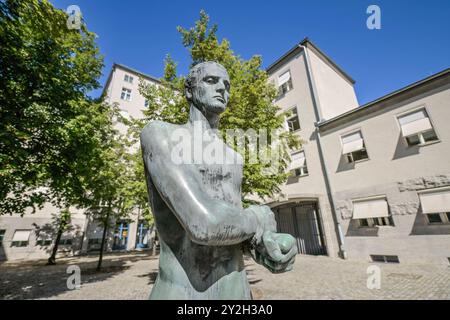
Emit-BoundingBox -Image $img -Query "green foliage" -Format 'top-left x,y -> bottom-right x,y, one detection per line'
0,0 -> 105,215
134,10 -> 301,202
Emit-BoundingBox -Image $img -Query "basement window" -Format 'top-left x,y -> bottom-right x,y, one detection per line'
370,255 -> 400,263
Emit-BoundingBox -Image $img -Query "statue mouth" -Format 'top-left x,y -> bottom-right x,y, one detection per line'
214,96 -> 225,103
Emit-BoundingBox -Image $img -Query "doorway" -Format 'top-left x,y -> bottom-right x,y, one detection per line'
273,201 -> 327,255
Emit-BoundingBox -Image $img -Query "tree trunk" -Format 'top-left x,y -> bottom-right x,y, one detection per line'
47,228 -> 63,265
97,202 -> 111,271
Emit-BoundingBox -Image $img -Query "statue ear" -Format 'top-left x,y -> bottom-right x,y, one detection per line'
185,85 -> 193,101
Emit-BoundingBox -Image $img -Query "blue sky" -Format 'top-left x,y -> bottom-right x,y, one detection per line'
51,0 -> 450,105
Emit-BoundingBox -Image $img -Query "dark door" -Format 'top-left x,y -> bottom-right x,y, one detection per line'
112,222 -> 129,250
274,202 -> 326,255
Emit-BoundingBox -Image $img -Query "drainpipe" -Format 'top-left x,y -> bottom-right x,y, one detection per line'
299,44 -> 347,259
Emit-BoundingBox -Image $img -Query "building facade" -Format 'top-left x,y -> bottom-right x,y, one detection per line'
0,64 -> 158,261
1,40 -> 448,264
267,38 -> 450,265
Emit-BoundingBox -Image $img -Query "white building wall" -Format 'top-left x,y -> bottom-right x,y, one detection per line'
307,47 -> 359,120
320,81 -> 450,264
268,51 -> 341,258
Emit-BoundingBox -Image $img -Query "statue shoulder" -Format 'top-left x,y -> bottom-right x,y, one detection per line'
140,120 -> 179,155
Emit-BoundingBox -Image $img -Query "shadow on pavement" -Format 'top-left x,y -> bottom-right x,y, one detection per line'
0,252 -> 157,300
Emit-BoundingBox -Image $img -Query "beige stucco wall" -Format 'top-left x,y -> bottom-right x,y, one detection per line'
320,83 -> 450,190
307,47 -> 358,121
268,51 -> 341,257
319,82 -> 450,264
106,67 -> 158,135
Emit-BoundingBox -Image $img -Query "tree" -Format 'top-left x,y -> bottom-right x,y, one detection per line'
132,11 -> 301,203
76,102 -> 123,270
0,0 -> 105,215
46,208 -> 72,265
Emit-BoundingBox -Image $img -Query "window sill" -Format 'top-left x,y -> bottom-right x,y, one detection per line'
426,223 -> 450,226
348,157 -> 370,165
417,140 -> 441,147
276,90 -> 293,101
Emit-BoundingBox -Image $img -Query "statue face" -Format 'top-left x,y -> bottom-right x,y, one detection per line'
188,63 -> 230,114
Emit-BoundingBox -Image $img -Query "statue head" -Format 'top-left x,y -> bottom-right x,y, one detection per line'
185,61 -> 230,115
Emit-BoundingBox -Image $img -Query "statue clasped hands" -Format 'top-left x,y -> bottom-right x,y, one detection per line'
245,205 -> 297,273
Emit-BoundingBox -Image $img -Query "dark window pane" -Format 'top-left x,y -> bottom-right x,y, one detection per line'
352,149 -> 369,161
446,212 -> 450,222
346,154 -> 353,163
422,129 -> 438,142
288,118 -> 300,131
360,219 -> 369,227
427,213 -> 443,224
406,135 -> 420,146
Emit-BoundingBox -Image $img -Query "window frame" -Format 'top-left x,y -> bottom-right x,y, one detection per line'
340,129 -> 370,164
285,106 -> 301,132
120,87 -> 132,101
358,216 -> 395,228
277,70 -> 293,97
0,229 -> 5,246
36,239 -> 52,246
396,106 -> 440,147
425,212 -> 450,225
124,74 -> 134,84
289,150 -> 308,178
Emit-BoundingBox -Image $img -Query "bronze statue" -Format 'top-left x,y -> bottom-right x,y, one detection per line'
141,61 -> 296,299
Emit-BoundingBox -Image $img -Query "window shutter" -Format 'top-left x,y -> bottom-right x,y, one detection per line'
419,189 -> 450,214
352,198 -> 389,219
278,71 -> 291,86
12,230 -> 31,242
398,110 -> 433,137
342,131 -> 364,154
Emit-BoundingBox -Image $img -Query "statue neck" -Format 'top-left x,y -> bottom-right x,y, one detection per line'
188,104 -> 220,129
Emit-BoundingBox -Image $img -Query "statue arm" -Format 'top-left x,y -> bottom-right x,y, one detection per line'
141,127 -> 258,246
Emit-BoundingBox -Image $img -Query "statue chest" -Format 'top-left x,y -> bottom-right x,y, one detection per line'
195,140 -> 243,207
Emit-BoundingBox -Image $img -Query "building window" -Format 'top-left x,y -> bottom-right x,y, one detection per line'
58,238 -> 73,246
352,197 -> 393,227
397,108 -> 438,146
278,71 -> 293,96
341,131 -> 369,163
418,188 -> 450,225
120,87 -> 132,101
144,99 -> 149,108
124,74 -> 134,84
285,107 -> 300,132
36,239 -> 52,246
11,230 -> 31,247
0,230 -> 5,245
289,150 -> 308,177
359,216 -> 394,227
88,238 -> 101,245
425,212 -> 450,225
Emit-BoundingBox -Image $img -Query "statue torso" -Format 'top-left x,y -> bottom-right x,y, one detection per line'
144,121 -> 251,299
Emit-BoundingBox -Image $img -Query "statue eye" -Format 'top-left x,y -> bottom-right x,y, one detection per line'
204,77 -> 217,84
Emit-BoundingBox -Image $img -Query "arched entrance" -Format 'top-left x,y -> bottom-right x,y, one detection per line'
273,201 -> 327,255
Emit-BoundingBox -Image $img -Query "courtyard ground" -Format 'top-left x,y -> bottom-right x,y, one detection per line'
0,252 -> 449,300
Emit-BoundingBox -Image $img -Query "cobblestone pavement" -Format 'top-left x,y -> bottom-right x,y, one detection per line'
0,252 -> 449,300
